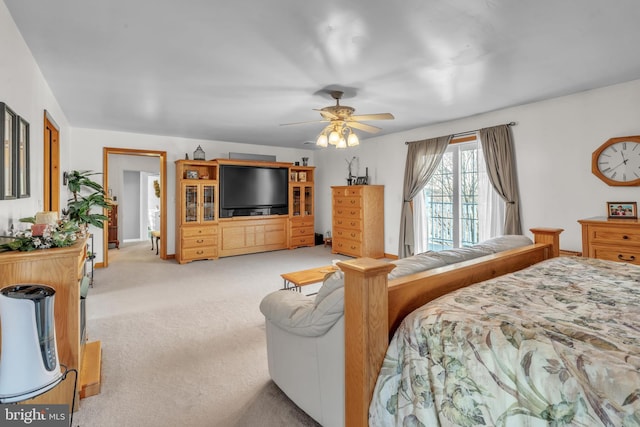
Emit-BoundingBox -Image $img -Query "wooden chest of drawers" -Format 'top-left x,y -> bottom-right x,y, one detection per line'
290,217 -> 315,248
578,216 -> 640,265
331,185 -> 384,258
179,225 -> 218,263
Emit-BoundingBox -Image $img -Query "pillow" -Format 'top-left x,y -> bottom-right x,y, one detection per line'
472,235 -> 533,253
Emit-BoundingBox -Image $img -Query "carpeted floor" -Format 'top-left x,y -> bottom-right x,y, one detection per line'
72,241 -> 347,426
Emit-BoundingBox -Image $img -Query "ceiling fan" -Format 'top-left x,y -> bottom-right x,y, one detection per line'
283,90 -> 394,148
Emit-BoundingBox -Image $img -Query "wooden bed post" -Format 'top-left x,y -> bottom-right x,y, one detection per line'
339,258 -> 396,427
530,227 -> 564,258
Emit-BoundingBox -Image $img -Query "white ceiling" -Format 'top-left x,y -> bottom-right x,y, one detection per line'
5,0 -> 640,149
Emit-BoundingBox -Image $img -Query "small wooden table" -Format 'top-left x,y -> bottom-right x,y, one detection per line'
150,230 -> 161,255
281,265 -> 338,292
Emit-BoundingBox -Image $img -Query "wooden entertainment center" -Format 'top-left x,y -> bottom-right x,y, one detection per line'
175,159 -> 315,264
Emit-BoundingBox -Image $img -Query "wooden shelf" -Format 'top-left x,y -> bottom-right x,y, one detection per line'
80,340 -> 102,399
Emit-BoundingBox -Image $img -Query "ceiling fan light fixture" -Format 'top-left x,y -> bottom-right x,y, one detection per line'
284,89 -> 393,149
316,133 -> 328,147
347,130 -> 359,146
329,129 -> 341,145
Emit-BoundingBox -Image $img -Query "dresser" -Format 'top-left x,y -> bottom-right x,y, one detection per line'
578,216 -> 640,265
107,203 -> 119,249
331,185 -> 384,258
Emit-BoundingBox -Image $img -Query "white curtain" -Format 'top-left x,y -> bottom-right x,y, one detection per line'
477,133 -> 505,240
413,190 -> 428,254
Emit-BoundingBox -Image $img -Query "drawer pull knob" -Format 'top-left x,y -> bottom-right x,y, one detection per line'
197,239 -> 204,243
350,200 -> 355,204
623,235 -> 629,240
618,254 -> 636,262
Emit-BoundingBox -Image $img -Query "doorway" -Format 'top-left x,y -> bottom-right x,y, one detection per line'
103,147 -> 167,268
43,111 -> 60,211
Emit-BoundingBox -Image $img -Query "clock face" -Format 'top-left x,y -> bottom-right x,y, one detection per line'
593,137 -> 640,186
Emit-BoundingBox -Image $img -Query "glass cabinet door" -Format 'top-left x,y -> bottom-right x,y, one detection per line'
184,184 -> 198,223
202,184 -> 216,222
292,186 -> 302,216
304,186 -> 313,216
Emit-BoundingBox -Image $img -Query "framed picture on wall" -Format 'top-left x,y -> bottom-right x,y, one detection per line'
17,116 -> 29,198
0,102 -> 17,200
607,201 -> 637,219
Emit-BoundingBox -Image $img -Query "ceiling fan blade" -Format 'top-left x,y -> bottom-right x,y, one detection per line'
347,121 -> 382,133
280,119 -> 328,126
350,113 -> 395,121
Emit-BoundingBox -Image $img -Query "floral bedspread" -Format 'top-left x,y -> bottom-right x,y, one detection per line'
369,256 -> 640,426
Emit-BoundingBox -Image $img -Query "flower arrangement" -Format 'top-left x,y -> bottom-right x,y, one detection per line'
0,217 -> 80,252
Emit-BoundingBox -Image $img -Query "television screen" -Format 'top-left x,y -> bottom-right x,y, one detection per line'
219,165 -> 288,214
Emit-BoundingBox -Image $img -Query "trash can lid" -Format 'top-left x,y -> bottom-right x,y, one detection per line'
0,285 -> 55,300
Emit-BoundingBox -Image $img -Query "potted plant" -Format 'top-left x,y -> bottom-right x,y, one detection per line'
63,170 -> 111,230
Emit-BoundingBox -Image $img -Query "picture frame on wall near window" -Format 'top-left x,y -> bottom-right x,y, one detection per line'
17,116 -> 30,198
0,102 -> 17,200
607,201 -> 637,219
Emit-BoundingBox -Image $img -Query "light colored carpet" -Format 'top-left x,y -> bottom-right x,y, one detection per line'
72,241 -> 348,427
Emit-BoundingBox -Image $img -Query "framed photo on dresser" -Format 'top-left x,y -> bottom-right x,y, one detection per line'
607,201 -> 637,219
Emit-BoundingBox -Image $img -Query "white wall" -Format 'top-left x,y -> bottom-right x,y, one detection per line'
0,2 -> 70,233
315,79 -> 640,254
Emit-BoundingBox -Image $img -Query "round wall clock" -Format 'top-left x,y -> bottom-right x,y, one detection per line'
592,135 -> 640,186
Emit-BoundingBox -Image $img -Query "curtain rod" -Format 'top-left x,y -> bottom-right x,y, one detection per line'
405,122 -> 516,144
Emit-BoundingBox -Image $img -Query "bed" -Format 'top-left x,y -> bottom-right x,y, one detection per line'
337,228 -> 640,426
369,255 -> 640,426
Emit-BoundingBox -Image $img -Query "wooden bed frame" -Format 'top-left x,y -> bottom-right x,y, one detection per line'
336,227 -> 563,426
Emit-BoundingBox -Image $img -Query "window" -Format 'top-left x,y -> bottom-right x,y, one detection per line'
423,140 -> 478,250
415,137 -> 503,252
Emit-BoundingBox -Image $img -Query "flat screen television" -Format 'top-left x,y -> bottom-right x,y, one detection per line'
219,165 -> 288,218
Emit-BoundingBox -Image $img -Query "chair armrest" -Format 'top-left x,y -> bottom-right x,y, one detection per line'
260,288 -> 344,337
